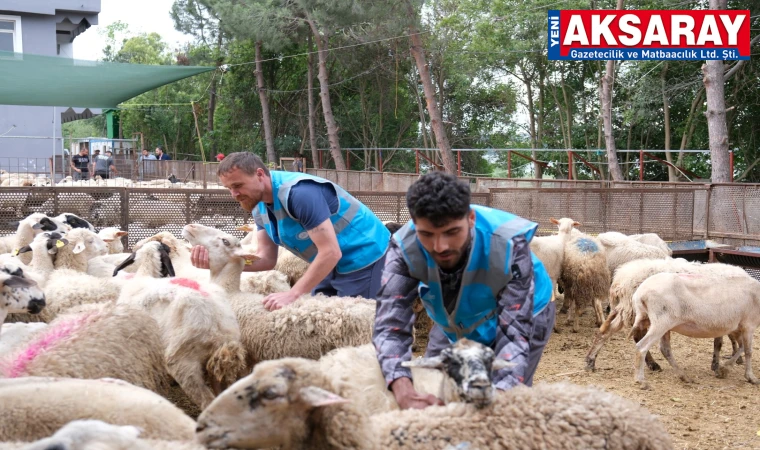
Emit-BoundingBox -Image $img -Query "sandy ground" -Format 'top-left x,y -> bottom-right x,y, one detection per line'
535,307 -> 760,450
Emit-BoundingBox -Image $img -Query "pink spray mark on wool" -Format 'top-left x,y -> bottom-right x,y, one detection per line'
1,312 -> 98,378
170,278 -> 209,297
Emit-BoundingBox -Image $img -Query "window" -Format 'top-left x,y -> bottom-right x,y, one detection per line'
0,15 -> 22,53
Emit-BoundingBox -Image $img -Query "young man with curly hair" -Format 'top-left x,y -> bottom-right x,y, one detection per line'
373,171 -> 555,409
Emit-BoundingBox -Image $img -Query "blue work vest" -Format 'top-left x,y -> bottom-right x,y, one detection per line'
395,205 -> 550,346
254,171 -> 390,273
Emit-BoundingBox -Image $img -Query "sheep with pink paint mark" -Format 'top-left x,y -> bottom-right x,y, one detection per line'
0,303 -> 171,395
115,241 -> 247,409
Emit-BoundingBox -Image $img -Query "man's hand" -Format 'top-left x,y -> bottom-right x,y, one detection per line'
190,245 -> 210,269
262,290 -> 300,311
390,377 -> 443,410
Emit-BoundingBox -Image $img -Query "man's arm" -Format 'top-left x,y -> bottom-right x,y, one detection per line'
491,235 -> 535,390
372,240 -> 442,409
289,218 -> 341,296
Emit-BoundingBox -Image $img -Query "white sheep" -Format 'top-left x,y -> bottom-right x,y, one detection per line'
597,231 -> 670,276
585,258 -> 752,374
318,339 -> 514,415
116,242 -> 247,409
7,419 -> 205,450
131,231 -> 209,280
195,352 -> 673,450
0,267 -> 46,331
529,217 -> 579,287
182,223 -> 376,366
53,228 -> 109,272
558,227 -> 611,331
0,323 -> 48,356
629,272 -> 760,389
97,227 -> 128,254
0,303 -> 171,395
0,377 -> 195,442
0,213 -> 69,265
53,213 -> 95,232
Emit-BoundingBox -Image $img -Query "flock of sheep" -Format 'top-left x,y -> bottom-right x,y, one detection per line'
0,205 -> 755,449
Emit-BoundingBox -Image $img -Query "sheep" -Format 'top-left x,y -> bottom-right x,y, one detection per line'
585,258 -> 752,374
318,339 -> 515,415
0,377 -> 195,442
0,213 -> 69,265
195,353 -> 673,450
0,323 -> 47,356
529,217 -> 579,287
116,241 -> 247,409
0,303 -> 171,395
53,213 -> 95,232
629,272 -> 760,389
597,231 -> 670,276
236,223 -> 310,286
97,227 -> 128,254
629,233 -> 672,255
131,231 -> 208,280
53,228 -> 109,272
182,223 -> 376,365
558,228 -> 611,332
0,267 -> 46,330
6,419 -> 205,450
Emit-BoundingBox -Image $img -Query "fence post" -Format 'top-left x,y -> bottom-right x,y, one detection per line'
185,192 -> 192,225
202,164 -> 207,189
704,185 -> 711,239
52,187 -> 59,216
120,188 -> 129,245
396,194 -> 402,223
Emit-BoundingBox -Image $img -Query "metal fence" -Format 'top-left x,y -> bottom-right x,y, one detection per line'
0,182 -> 759,247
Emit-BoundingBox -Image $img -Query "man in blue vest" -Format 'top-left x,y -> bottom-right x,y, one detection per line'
190,152 -> 390,311
373,171 -> 555,410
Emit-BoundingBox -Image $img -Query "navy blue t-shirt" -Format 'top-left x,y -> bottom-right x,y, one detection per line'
254,180 -> 339,241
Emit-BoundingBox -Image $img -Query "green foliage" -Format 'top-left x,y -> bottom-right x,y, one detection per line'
60,0 -> 760,180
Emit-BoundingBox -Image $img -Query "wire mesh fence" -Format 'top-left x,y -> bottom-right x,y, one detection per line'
0,181 -> 758,247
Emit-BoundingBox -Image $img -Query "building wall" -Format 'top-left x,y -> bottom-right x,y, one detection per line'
0,5 -> 99,175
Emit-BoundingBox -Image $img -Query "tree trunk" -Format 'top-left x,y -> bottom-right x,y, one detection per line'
207,28 -> 222,154
523,69 -> 540,178
600,0 -> 624,181
254,41 -> 277,164
407,8 -> 456,174
307,19 -> 345,170
661,62 -> 677,181
677,87 -> 704,168
702,0 -> 731,182
306,34 -> 319,168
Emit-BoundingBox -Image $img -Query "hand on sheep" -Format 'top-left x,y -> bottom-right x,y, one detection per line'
190,245 -> 210,269
263,290 -> 300,311
391,377 -> 445,410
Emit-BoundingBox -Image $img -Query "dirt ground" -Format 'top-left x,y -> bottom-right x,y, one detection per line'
535,307 -> 760,450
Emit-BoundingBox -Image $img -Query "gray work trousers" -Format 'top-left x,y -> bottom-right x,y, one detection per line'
424,300 -> 556,387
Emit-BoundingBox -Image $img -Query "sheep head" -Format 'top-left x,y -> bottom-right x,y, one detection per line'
17,231 -> 69,256
182,224 -> 259,269
54,213 -> 95,232
549,217 -> 581,236
0,264 -> 45,315
196,357 -> 347,449
402,338 -> 514,408
65,228 -> 108,258
98,227 -> 128,242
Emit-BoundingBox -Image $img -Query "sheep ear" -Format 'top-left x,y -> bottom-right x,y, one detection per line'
115,231 -> 128,237
101,237 -> 115,243
402,356 -> 445,370
549,218 -> 559,225
234,247 -> 260,263
236,224 -> 255,232
492,359 -> 517,372
572,221 -> 581,227
72,242 -> 86,254
113,253 -> 136,276
299,386 -> 349,408
3,275 -> 35,288
47,239 -> 68,255
159,246 -> 176,278
16,245 -> 32,255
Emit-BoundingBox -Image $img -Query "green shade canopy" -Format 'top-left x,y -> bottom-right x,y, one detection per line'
0,51 -> 215,108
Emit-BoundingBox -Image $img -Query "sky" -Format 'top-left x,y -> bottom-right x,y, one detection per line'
73,0 -> 194,61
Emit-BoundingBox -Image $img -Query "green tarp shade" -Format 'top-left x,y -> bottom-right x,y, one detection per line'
0,51 -> 215,108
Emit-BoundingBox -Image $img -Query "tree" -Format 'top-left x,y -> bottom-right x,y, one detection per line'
600,0 -> 625,181
702,0 -> 731,182
255,41 -> 277,163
